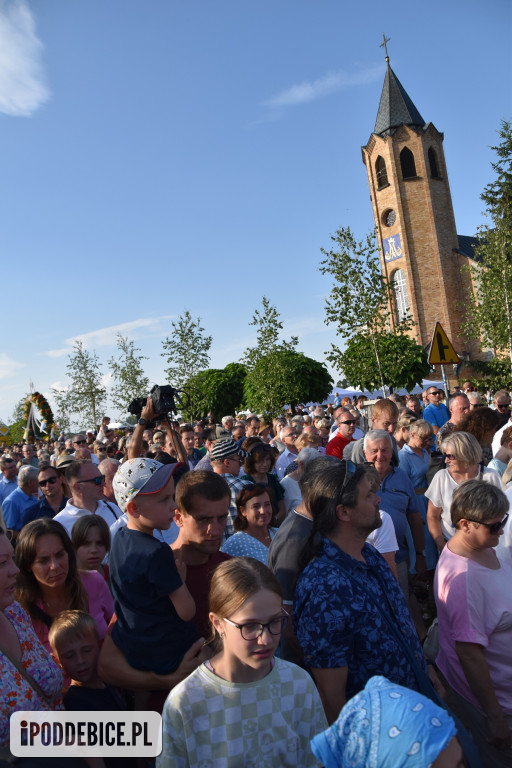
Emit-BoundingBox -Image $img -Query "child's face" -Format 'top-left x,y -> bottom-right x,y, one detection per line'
55,630 -> 101,685
130,476 -> 176,534
75,527 -> 107,571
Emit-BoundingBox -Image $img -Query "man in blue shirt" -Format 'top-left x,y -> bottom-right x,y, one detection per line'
21,464 -> 68,525
422,387 -> 449,437
0,457 -> 18,505
3,465 -> 40,536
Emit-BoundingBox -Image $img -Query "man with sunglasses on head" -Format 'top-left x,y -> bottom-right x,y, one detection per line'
54,459 -> 122,536
20,463 -> 69,525
326,407 -> 357,459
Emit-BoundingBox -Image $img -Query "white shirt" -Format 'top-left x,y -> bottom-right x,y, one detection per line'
275,449 -> 298,481
492,418 -> 512,456
496,488 -> 512,567
54,498 -> 122,537
367,510 -> 399,554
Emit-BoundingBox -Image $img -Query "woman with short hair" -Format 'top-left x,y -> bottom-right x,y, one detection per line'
426,432 -> 502,552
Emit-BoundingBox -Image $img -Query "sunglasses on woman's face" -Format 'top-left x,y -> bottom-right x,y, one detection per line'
464,513 -> 508,535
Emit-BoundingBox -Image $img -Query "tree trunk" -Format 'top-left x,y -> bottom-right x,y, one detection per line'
370,332 -> 387,397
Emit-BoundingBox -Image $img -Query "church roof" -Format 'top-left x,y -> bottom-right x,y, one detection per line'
455,234 -> 480,261
374,64 -> 425,137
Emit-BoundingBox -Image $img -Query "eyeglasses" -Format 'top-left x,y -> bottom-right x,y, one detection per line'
77,476 -> 105,485
228,455 -> 243,464
223,612 -> 288,640
443,454 -> 457,461
73,439 -> 86,445
337,419 -> 356,426
464,514 -> 508,535
39,477 -> 58,486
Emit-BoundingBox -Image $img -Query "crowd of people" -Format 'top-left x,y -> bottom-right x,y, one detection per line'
0,382 -> 511,767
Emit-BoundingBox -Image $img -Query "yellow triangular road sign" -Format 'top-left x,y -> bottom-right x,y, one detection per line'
428,322 -> 460,365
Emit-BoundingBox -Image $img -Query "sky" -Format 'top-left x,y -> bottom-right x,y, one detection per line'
1,0 -> 511,425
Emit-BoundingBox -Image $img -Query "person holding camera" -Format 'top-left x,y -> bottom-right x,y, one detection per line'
128,396 -> 188,466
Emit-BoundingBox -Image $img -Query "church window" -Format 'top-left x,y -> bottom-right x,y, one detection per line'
392,269 -> 410,323
400,147 -> 417,179
376,156 -> 388,188
428,147 -> 440,178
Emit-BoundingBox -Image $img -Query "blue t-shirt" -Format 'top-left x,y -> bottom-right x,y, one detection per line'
109,527 -> 197,674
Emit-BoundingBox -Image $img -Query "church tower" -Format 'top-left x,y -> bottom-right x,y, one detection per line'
361,48 -> 477,363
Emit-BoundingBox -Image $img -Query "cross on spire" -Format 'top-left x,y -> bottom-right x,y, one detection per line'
380,34 -> 390,63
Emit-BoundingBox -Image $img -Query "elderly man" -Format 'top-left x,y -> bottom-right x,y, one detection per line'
209,438 -> 249,539
343,399 -> 399,464
21,444 -> 39,468
54,460 -> 122,535
466,391 -> 482,411
274,425 -> 300,480
422,387 -> 449,435
435,392 -> 470,450
73,433 -> 100,465
221,415 -> 234,434
492,389 -> 512,429
0,457 -> 18,505
363,429 -> 425,597
326,407 -> 357,459
2,466 -> 40,534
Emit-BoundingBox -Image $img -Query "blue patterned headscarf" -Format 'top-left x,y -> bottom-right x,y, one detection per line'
310,676 -> 457,768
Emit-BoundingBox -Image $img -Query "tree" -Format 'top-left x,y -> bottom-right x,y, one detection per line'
52,341 -> 107,430
7,396 -> 27,444
242,296 -> 298,370
319,227 -> 415,393
339,331 -> 431,392
108,334 -> 150,417
161,310 -> 212,388
181,363 -> 247,420
244,350 -> 332,418
460,120 -> 512,379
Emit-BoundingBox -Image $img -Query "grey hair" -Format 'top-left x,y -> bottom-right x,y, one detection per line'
99,458 -> 120,477
451,479 -> 509,527
409,419 -> 433,438
296,447 -> 321,468
363,429 -> 393,451
221,415 -> 234,426
441,431 -> 482,466
18,465 -> 39,489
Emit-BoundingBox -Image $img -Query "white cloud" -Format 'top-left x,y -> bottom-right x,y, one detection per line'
264,65 -> 382,109
0,0 -> 50,116
0,352 -> 25,379
46,316 -> 174,358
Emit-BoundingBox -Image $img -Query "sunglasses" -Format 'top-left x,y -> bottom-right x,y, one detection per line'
338,419 -> 356,426
39,476 -> 58,486
464,513 -> 508,535
496,403 -> 510,410
73,439 -> 86,445
77,476 -> 105,485
443,453 -> 457,461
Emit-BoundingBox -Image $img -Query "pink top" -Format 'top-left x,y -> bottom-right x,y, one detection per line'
34,569 -> 114,654
435,544 -> 512,715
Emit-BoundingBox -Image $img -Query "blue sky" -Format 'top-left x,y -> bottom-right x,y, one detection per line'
1,0 -> 511,424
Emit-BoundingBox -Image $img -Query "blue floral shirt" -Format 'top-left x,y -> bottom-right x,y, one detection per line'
293,538 -> 426,702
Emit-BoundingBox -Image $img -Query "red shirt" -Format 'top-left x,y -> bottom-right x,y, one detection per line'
326,432 -> 354,460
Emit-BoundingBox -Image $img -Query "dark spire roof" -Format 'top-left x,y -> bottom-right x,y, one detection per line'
374,64 -> 425,137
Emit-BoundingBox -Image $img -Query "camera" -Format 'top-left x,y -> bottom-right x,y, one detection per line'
128,385 -> 178,420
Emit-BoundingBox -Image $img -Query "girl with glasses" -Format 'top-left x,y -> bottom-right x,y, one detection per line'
158,557 -> 327,767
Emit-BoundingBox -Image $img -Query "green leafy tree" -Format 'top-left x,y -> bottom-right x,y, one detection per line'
6,396 -> 27,444
319,227 -> 422,393
242,296 -> 298,370
181,363 -> 247,420
460,120 -> 512,379
108,334 -> 150,417
339,331 -> 431,392
244,350 -> 332,418
161,310 -> 212,388
52,341 -> 107,430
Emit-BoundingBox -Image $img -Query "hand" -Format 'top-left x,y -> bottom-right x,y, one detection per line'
174,550 -> 187,583
487,711 -> 512,750
140,396 -> 155,422
427,665 -> 445,700
172,637 -> 209,684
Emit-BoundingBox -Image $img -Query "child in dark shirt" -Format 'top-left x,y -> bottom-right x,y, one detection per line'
110,459 -> 197,674
49,610 -> 125,711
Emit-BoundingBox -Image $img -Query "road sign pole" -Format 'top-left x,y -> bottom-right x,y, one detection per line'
440,364 -> 450,407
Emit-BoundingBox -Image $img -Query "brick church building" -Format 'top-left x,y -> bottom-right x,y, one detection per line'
361,53 -> 481,375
